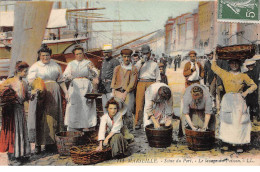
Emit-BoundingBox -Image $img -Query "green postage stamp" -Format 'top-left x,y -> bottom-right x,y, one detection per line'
218,0 -> 260,23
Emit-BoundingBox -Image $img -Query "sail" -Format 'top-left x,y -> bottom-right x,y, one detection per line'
0,9 -> 66,29
8,1 -> 53,77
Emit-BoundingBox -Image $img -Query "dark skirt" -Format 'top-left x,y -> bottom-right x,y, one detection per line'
109,133 -> 128,157
0,104 -> 31,158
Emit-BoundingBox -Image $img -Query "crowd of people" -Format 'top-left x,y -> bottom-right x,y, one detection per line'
0,43 -> 259,163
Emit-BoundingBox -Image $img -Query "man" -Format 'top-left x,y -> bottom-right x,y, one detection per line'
99,44 -> 120,113
143,83 -> 174,129
204,52 -> 216,91
159,63 -> 168,85
177,55 -> 181,68
244,60 -> 259,121
168,56 -> 173,68
135,45 -> 161,129
174,56 -> 178,71
182,84 -> 214,132
183,50 -> 204,88
111,48 -> 138,140
132,52 -> 140,65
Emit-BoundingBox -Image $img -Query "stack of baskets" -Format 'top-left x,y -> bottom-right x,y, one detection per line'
70,142 -> 112,165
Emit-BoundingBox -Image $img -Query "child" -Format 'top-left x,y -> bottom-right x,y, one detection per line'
0,61 -> 33,161
96,98 -> 128,158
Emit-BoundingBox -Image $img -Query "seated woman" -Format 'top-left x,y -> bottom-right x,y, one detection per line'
0,61 -> 34,161
211,51 -> 257,153
96,98 -> 128,158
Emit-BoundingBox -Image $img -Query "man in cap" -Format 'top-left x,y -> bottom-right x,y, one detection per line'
99,44 -> 120,113
134,44 -> 161,129
182,84 -> 214,132
143,82 -> 174,129
183,50 -> 204,88
204,52 -> 215,88
244,59 -> 259,121
111,48 -> 138,140
132,52 -> 140,65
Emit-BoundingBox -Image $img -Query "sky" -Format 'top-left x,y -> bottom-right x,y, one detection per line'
89,0 -> 199,43
0,0 -> 201,48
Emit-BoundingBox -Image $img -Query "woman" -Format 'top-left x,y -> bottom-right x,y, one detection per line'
211,51 -> 257,153
96,98 -> 128,158
27,44 -> 68,154
0,61 -> 32,160
63,46 -> 99,131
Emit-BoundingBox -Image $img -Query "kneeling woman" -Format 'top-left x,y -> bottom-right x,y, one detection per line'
96,98 -> 128,158
211,51 -> 257,153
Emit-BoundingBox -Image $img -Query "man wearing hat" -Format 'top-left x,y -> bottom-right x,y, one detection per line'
183,50 -> 204,88
244,59 -> 259,121
99,44 -> 120,113
135,44 -> 161,129
111,48 -> 138,140
132,52 -> 140,65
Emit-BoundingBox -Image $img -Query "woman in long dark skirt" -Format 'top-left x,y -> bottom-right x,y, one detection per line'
0,61 -> 33,161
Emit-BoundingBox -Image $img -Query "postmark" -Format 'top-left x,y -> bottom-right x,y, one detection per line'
218,0 -> 260,23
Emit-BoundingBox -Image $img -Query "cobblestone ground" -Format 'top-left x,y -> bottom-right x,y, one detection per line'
1,61 -> 260,166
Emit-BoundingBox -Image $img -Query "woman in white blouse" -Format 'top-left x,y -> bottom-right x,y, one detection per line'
96,98 -> 128,158
27,44 -> 68,154
63,46 -> 99,131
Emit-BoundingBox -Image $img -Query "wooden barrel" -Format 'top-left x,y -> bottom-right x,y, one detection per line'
145,124 -> 173,148
55,131 -> 83,156
185,128 -> 215,151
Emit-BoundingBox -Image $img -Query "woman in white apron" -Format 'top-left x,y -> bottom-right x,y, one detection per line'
211,51 -> 257,153
63,46 -> 99,131
27,45 -> 68,154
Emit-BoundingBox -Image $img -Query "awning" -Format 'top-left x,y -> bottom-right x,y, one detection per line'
0,12 -> 14,27
0,9 -> 67,29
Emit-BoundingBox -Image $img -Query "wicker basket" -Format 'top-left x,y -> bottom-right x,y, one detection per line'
55,131 -> 83,156
216,44 -> 256,60
70,142 -> 112,165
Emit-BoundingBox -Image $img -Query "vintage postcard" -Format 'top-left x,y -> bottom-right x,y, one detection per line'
0,0 -> 260,167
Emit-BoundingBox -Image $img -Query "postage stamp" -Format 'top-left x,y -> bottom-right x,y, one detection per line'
218,0 -> 260,23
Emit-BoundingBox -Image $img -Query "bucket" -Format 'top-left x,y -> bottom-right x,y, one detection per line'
185,128 -> 215,151
145,124 -> 173,148
55,131 -> 83,156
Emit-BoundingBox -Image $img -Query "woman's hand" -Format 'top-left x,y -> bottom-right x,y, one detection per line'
242,91 -> 248,98
92,77 -> 99,85
191,126 -> 198,131
201,126 -> 207,131
103,138 -> 109,146
96,145 -> 103,151
213,49 -> 217,61
121,91 -> 127,101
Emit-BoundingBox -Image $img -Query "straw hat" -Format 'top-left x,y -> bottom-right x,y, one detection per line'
102,44 -> 112,52
251,54 -> 260,61
244,59 -> 256,66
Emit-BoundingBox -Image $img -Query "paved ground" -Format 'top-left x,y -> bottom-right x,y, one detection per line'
1,61 -> 260,166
